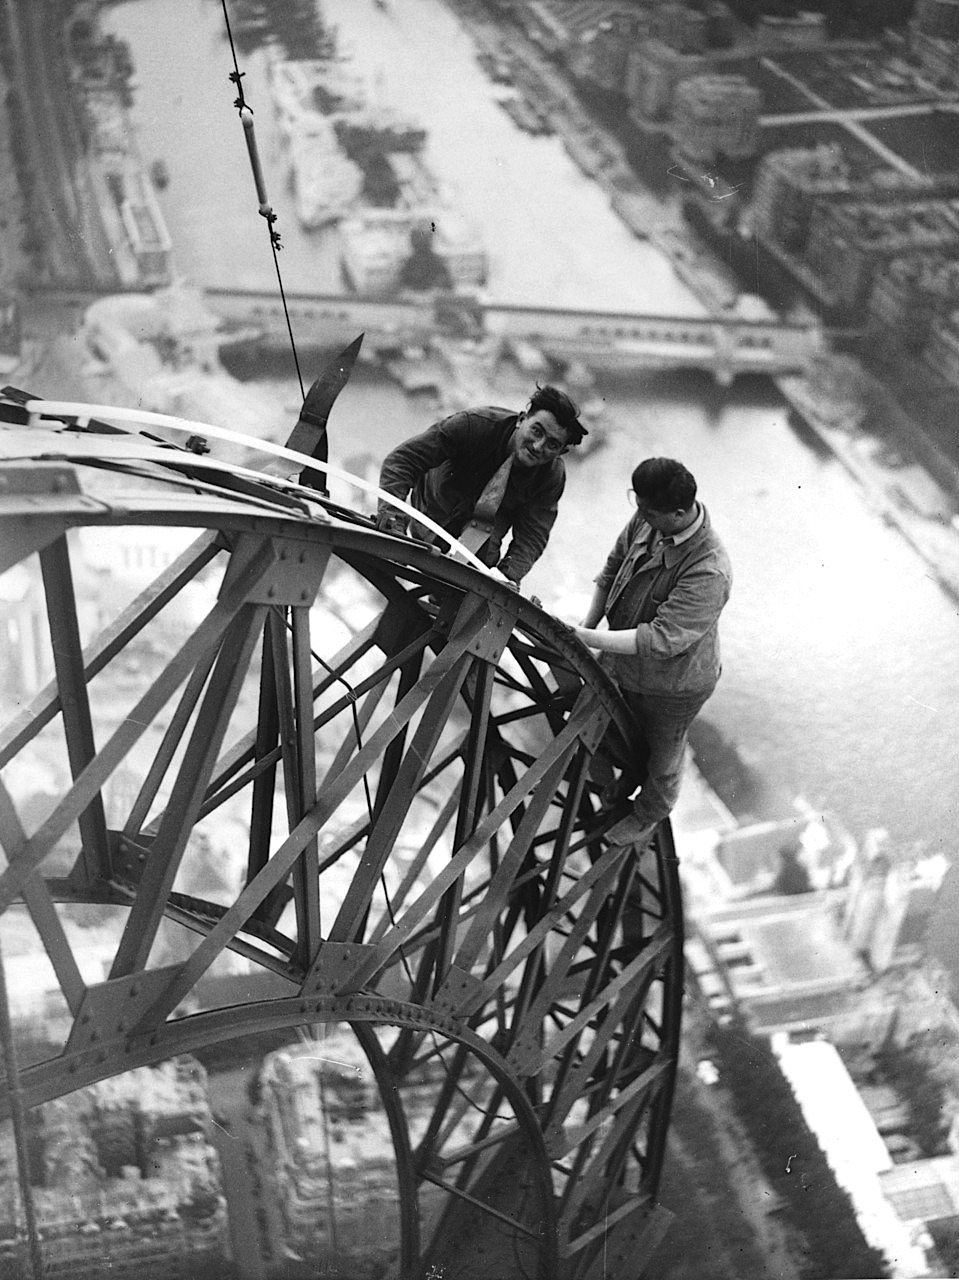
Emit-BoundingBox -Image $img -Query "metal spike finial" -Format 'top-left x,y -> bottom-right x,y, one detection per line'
277,333 -> 365,492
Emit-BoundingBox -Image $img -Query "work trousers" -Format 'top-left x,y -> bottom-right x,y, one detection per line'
621,686 -> 712,831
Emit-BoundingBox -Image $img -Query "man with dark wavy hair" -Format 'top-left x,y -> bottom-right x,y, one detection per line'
574,457 -> 732,850
376,384 -> 586,585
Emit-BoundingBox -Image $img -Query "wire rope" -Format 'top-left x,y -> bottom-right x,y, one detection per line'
219,0 -> 304,397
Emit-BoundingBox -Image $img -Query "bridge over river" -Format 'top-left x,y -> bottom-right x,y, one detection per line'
203,286 -> 822,385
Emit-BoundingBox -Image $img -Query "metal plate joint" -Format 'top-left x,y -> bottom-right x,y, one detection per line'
464,598 -> 521,663
506,1032 -> 542,1077
0,461 -> 81,496
64,965 -> 185,1054
429,965 -> 488,1017
108,830 -> 154,883
574,694 -> 612,755
302,941 -> 380,996
220,533 -> 331,606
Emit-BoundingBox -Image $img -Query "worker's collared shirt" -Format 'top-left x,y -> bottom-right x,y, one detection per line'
665,502 -> 705,548
596,503 -> 732,696
636,501 -> 705,564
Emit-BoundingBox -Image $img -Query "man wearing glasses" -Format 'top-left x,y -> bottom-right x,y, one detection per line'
574,457 -> 732,850
375,385 -> 586,585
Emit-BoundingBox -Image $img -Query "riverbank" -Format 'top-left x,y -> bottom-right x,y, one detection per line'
777,357 -> 959,608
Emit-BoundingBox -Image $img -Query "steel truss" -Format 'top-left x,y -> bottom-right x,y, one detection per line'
0,398 -> 682,1279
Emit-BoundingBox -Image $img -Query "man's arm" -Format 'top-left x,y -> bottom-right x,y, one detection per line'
577,555 -> 731,657
589,516 -> 639,597
568,520 -> 633,627
581,583 -> 609,629
574,623 -> 636,654
497,470 -> 564,582
376,414 -> 468,531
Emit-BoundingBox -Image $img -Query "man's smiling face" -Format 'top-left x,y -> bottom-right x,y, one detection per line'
512,409 -> 569,467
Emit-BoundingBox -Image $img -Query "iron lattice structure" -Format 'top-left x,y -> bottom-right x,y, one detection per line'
0,389 -> 682,1279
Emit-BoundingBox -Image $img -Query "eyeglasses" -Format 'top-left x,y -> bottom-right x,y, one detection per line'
527,422 -> 567,456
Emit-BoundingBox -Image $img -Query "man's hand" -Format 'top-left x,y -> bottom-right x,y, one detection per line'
376,509 -> 408,537
605,814 -> 655,848
488,567 -> 519,590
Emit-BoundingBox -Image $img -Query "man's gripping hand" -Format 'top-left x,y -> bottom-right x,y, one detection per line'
376,508 -> 409,537
488,567 -> 519,591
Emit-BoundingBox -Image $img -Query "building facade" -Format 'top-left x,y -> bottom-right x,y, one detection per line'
0,1059 -> 228,1280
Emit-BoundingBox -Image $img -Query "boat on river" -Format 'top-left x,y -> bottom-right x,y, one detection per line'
476,48 -> 513,85
149,159 -> 170,191
499,94 -> 552,136
288,118 -> 364,229
340,218 -> 409,295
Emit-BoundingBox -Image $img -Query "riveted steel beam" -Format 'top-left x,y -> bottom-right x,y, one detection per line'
0,538 -> 277,911
110,603 -> 268,976
0,406 -> 683,1280
0,780 -> 84,1015
39,536 -> 112,883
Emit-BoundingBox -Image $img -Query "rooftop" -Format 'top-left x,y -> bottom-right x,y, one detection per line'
700,890 -> 867,988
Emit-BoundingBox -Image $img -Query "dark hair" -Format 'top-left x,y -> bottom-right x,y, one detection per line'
631,457 -> 697,512
528,383 -> 587,446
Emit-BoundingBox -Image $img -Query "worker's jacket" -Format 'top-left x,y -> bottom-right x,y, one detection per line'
378,407 -> 566,582
596,504 -> 732,696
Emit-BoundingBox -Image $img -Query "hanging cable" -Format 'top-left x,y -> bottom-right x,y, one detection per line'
220,0 -> 305,399
299,625 -> 515,1124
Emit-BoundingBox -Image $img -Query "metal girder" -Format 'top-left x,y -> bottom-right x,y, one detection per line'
0,403 -> 684,1280
39,536 -> 111,883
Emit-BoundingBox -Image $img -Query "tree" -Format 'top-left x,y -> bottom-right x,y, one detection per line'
709,1018 -> 892,1279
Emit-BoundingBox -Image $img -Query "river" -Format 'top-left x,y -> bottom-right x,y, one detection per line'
100,0 -> 959,856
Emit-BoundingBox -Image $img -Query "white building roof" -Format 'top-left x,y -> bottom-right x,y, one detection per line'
773,1037 -> 932,1278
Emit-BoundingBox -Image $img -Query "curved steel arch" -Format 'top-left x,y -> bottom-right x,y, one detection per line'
0,400 -> 682,1278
